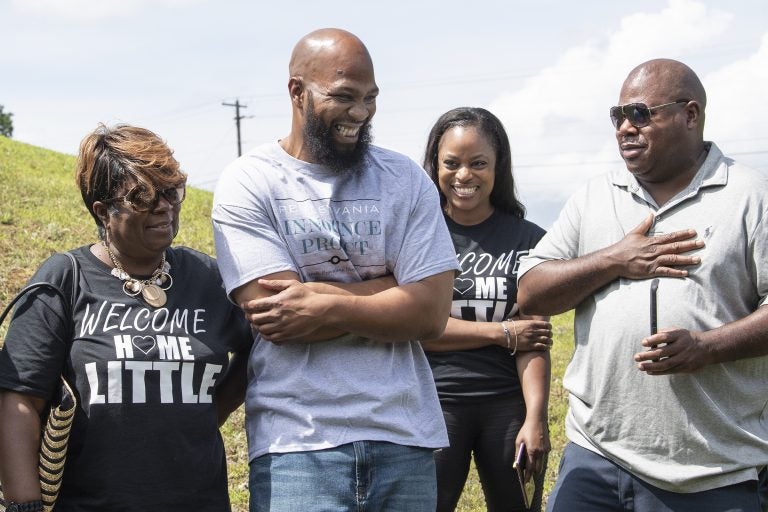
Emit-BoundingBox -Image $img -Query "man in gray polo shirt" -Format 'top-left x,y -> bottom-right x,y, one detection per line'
518,58 -> 768,511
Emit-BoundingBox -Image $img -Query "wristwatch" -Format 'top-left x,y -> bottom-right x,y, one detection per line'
6,501 -> 44,512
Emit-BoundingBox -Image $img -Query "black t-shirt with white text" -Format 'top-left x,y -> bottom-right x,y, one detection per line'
426,211 -> 545,403
0,245 -> 252,511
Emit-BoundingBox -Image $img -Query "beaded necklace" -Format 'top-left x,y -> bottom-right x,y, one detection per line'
104,242 -> 173,307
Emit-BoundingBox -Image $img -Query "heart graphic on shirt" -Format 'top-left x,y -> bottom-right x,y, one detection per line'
453,278 -> 475,296
132,335 -> 157,355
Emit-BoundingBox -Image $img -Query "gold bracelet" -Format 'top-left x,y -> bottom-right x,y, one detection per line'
509,319 -> 518,356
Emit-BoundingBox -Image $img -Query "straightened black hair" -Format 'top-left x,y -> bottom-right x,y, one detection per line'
422,107 -> 525,219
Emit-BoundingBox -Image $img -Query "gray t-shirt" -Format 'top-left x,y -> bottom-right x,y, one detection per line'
519,143 -> 768,493
212,141 -> 458,461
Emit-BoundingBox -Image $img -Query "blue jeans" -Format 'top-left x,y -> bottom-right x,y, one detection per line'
547,443 -> 763,512
249,441 -> 437,511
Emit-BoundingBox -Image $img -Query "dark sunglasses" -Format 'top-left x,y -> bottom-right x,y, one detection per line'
105,184 -> 186,212
609,99 -> 690,129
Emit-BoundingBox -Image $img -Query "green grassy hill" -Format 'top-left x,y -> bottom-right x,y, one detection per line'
0,135 -> 574,511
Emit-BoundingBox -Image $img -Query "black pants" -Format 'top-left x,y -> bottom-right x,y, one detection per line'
434,395 -> 546,512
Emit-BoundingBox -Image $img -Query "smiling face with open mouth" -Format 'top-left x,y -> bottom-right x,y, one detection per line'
437,125 -> 497,226
302,91 -> 373,173
298,47 -> 379,173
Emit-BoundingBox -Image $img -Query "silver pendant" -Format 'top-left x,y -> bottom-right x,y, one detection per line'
142,284 -> 167,308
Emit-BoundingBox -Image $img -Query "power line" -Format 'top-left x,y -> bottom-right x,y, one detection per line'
140,100 -> 220,124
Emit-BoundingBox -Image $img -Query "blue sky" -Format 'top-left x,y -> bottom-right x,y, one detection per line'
3,0 -> 767,227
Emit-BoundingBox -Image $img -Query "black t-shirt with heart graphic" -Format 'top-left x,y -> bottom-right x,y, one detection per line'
0,245 -> 252,511
426,211 -> 546,403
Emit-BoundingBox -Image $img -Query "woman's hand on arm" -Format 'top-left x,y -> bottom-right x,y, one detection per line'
421,316 -> 552,353
0,390 -> 46,502
505,316 -> 553,353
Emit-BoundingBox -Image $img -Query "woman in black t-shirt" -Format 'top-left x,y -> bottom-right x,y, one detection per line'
0,124 -> 252,512
422,107 -> 552,512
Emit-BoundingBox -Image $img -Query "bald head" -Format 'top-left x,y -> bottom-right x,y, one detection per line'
281,28 -> 378,169
623,59 -> 706,111
615,59 -> 708,200
289,28 -> 374,83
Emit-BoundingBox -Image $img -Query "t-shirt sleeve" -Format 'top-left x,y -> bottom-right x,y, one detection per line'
219,277 -> 255,353
0,254 -> 73,398
212,167 -> 296,297
191,249 -> 255,352
518,187 -> 584,280
751,206 -> 768,307
393,163 -> 460,284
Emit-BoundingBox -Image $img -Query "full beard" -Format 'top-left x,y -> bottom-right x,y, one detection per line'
304,100 -> 373,175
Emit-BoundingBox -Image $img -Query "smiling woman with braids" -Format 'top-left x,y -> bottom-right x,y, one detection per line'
0,124 -> 252,511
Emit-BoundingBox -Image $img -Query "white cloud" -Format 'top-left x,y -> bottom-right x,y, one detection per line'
489,0 -> 733,224
703,33 -> 768,163
11,0 -> 202,20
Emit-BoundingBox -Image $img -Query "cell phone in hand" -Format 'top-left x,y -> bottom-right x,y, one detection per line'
650,278 -> 659,336
513,442 -> 535,510
648,279 -> 667,360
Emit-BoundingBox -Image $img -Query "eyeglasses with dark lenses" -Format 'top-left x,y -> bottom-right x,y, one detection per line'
106,185 -> 186,212
609,99 -> 690,129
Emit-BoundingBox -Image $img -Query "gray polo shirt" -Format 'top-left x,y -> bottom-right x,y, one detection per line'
519,142 -> 768,493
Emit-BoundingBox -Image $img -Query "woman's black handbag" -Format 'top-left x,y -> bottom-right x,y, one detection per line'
0,252 -> 79,512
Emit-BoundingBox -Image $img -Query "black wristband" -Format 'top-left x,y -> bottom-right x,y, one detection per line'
7,501 -> 44,512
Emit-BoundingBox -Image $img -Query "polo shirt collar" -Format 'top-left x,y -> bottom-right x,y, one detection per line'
609,142 -> 727,210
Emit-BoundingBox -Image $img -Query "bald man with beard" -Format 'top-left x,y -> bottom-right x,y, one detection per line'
518,59 -> 768,511
212,29 -> 458,511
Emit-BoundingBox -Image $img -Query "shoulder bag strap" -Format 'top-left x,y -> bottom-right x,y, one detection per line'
0,252 -> 78,330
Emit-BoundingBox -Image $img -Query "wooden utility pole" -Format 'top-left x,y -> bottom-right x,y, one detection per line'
222,99 -> 247,156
